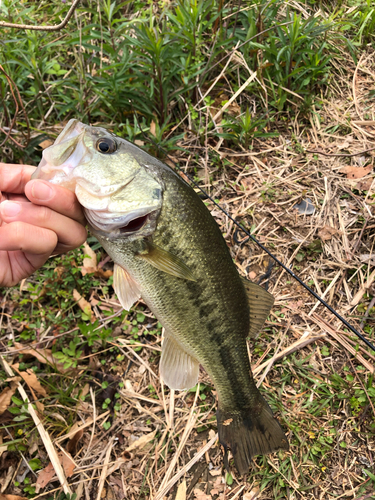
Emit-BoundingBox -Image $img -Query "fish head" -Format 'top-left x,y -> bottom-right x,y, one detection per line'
32,119 -> 163,239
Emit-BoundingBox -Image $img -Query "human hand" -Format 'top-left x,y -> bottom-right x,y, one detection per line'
0,163 -> 87,287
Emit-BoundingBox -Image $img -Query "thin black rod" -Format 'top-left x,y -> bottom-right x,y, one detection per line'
132,118 -> 375,354
181,170 -> 375,353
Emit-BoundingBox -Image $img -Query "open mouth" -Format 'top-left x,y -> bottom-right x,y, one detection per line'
120,214 -> 149,233
84,208 -> 152,233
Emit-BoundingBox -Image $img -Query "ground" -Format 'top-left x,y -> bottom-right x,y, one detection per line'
0,2 -> 375,500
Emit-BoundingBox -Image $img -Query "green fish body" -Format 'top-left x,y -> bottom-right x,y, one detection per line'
33,119 -> 288,473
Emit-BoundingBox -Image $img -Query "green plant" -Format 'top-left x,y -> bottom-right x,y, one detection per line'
219,108 -> 279,148
53,337 -> 83,370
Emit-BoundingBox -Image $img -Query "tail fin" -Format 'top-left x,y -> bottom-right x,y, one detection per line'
217,396 -> 289,475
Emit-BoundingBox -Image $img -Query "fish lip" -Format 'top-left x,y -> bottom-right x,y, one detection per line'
55,119 -> 83,144
84,206 -> 156,233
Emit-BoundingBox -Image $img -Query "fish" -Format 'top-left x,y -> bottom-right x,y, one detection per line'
32,119 -> 289,474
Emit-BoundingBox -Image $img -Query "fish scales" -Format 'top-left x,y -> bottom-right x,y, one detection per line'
101,167 -> 253,406
33,119 -> 289,474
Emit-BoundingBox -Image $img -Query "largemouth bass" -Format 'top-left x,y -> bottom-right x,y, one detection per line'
32,119 -> 289,473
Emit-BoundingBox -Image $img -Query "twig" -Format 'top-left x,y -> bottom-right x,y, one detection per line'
154,432 -> 218,500
0,358 -> 72,495
252,332 -> 326,376
345,353 -> 375,420
360,296 -> 375,330
96,437 -> 115,500
0,0 -> 80,31
305,146 -> 375,157
0,65 -> 30,148
256,322 -> 289,388
353,54 -> 365,120
158,387 -> 201,492
310,313 -> 374,374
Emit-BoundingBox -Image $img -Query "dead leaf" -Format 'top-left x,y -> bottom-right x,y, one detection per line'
73,289 -> 92,319
193,489 -> 212,500
337,137 -> 353,150
35,452 -> 75,492
0,432 -> 7,457
125,430 -> 156,452
80,242 -> 97,276
210,476 -> 224,495
150,120 -> 156,137
9,342 -> 70,374
60,451 -> 75,477
79,242 -> 113,279
318,226 -> 341,242
342,164 -> 373,179
243,485 -> 260,500
223,418 -> 233,426
18,369 -> 47,397
360,254 -> 375,266
0,496 -> 29,500
175,481 -> 187,500
209,469 -> 222,476
38,139 -> 53,149
93,267 -> 113,279
83,241 -> 97,268
356,177 -> 374,191
0,381 -> 18,415
66,429 -> 84,455
35,462 -> 55,490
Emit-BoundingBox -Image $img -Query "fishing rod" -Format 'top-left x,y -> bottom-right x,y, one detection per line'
176,159 -> 375,353
133,115 -> 375,354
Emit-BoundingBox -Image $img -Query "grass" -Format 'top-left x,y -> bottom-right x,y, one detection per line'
1,0 -> 375,499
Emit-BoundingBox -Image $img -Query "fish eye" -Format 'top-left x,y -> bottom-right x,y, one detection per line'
96,137 -> 117,154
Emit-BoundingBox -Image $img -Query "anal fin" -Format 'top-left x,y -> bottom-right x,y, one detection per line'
160,333 -> 199,390
241,277 -> 275,338
113,263 -> 141,310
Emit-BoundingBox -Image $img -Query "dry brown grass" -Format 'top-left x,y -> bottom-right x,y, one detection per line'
1,44 -> 375,500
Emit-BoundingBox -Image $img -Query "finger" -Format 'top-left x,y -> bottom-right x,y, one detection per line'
8,194 -> 29,203
0,163 -> 36,193
25,179 -> 86,225
0,222 -> 57,269
0,200 -> 87,251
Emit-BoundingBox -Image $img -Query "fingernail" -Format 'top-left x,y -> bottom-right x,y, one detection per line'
31,180 -> 53,201
0,201 -> 22,217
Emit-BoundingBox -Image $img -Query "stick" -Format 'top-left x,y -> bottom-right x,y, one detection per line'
0,0 -> 81,31
1,358 -> 72,495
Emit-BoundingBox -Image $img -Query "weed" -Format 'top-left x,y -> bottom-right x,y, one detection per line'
219,108 -> 279,149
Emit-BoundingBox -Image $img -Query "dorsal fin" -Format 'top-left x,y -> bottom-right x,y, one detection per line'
241,277 -> 274,338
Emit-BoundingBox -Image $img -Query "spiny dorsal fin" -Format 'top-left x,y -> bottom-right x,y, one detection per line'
241,277 -> 274,338
160,332 -> 199,390
137,242 -> 196,281
113,264 -> 142,310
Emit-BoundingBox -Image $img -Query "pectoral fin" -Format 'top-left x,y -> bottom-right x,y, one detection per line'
241,277 -> 275,338
137,242 -> 196,281
113,264 -> 142,310
160,333 -> 199,390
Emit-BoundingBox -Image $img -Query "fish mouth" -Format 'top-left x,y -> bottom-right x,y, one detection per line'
85,207 -> 153,233
120,213 -> 149,233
